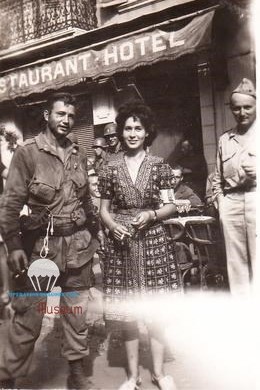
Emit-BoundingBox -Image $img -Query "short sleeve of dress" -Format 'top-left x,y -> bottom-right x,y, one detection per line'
159,163 -> 174,190
98,165 -> 114,200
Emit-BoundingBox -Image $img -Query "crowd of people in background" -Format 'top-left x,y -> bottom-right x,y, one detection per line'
0,77 -> 257,390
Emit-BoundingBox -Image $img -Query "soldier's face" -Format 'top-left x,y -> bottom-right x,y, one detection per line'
107,135 -> 118,147
45,101 -> 76,139
230,93 -> 256,130
94,147 -> 103,157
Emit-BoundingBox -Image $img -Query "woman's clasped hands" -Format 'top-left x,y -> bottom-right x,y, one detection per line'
131,210 -> 154,231
111,211 -> 154,241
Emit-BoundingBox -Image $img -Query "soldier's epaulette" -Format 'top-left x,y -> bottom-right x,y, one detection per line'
21,138 -> 36,147
223,128 -> 233,135
219,128 -> 236,139
222,127 -> 236,135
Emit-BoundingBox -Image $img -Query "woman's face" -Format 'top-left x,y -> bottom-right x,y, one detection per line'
122,116 -> 147,151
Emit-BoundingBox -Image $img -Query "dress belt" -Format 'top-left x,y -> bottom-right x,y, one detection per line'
116,208 -> 151,214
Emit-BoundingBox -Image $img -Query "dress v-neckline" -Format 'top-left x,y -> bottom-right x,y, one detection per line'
123,153 -> 147,187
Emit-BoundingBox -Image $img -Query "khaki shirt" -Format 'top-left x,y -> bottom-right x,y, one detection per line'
212,123 -> 256,198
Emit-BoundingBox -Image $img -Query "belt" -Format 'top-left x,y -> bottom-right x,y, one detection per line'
225,186 -> 256,194
244,187 -> 256,193
28,209 -> 86,227
40,223 -> 84,237
53,210 -> 85,223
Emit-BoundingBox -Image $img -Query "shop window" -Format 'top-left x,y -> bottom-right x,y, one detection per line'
72,95 -> 94,157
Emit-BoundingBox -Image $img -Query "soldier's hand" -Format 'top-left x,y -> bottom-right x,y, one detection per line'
241,153 -> 256,179
217,194 -> 225,211
241,162 -> 256,179
7,249 -> 28,273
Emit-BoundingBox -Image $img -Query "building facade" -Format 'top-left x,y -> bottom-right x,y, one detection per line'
0,0 -> 255,175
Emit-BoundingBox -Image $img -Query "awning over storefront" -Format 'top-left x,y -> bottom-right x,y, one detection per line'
0,10 -> 214,103
99,0 -> 126,7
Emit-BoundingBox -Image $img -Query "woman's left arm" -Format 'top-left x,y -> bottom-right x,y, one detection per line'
153,203 -> 176,221
132,162 -> 176,230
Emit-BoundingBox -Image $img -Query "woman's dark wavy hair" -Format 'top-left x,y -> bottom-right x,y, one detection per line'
116,100 -> 157,148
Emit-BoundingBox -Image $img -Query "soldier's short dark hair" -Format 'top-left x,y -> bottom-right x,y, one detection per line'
46,92 -> 76,112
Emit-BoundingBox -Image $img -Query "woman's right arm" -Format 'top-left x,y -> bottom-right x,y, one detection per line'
100,199 -> 131,241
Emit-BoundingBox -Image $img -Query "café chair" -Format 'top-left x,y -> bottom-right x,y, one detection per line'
165,219 -> 185,241
175,242 -> 195,290
185,217 -> 225,290
165,220 -> 197,291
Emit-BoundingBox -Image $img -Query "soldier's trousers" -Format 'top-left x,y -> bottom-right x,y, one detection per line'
219,191 -> 256,296
0,266 -> 93,381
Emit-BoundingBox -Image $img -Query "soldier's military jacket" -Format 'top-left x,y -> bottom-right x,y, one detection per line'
0,131 -> 100,271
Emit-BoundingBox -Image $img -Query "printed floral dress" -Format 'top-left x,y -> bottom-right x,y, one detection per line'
99,154 -> 180,321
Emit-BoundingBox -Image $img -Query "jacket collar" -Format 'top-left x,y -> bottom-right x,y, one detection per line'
228,120 -> 256,140
35,132 -> 75,157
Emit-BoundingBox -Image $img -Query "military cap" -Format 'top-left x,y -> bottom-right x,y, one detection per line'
104,123 -> 117,137
92,137 -> 107,149
231,78 -> 256,99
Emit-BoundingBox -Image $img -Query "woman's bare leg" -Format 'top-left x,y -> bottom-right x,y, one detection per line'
125,338 -> 139,379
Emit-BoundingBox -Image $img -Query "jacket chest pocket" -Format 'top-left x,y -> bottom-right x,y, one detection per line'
29,180 -> 57,203
71,171 -> 88,199
222,151 -> 236,179
29,176 -> 61,204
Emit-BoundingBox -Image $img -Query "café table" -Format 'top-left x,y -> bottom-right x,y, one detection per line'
164,215 -> 214,227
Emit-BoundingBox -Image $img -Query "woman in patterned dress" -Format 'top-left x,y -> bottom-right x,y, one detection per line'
99,101 -> 180,390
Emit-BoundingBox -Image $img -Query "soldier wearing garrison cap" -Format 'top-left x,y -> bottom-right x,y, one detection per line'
231,77 -> 256,98
103,122 -> 122,159
212,78 -> 256,296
